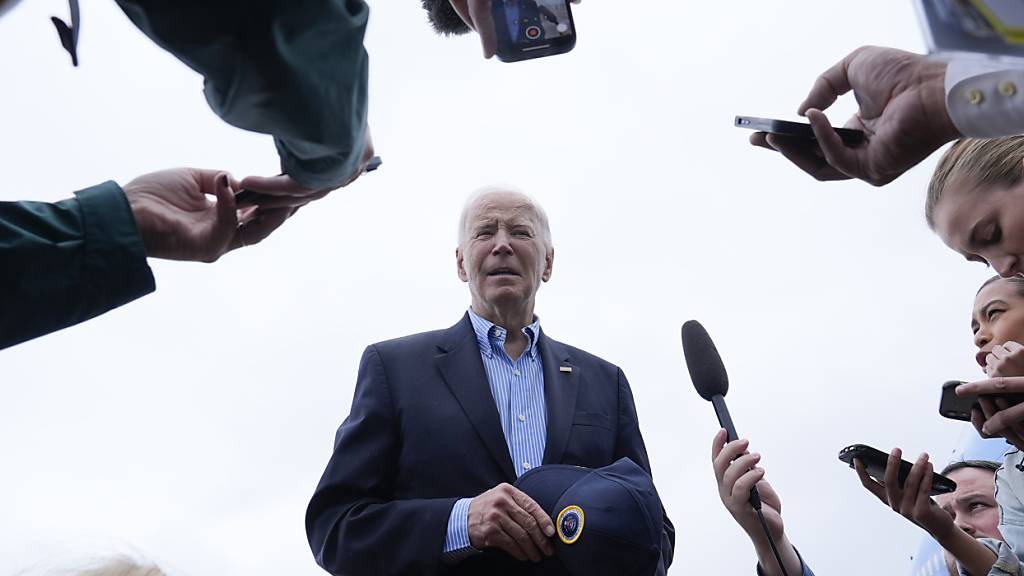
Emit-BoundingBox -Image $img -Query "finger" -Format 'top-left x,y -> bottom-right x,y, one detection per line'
983,400 -> 1024,437
227,206 -> 295,252
713,439 -> 751,483
884,448 -> 903,510
722,453 -> 761,496
749,132 -> 775,150
510,490 -> 555,555
711,428 -> 728,462
491,527 -> 529,562
988,353 -> 999,370
958,377 -> 1024,395
806,109 -> 863,180
448,0 -> 474,30
733,466 -> 767,497
764,133 -> 850,181
237,175 -> 316,197
854,459 -> 889,503
243,191 -> 324,210
914,462 -> 935,518
900,454 -> 928,516
799,52 -> 854,115
467,0 -> 497,59
971,406 -> 993,438
1007,341 -> 1024,353
498,515 -> 542,562
992,345 -> 1009,360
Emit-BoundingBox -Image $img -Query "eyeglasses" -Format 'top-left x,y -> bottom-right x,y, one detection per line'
51,0 -> 80,66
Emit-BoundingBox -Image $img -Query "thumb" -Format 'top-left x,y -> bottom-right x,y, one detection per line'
214,172 -> 238,226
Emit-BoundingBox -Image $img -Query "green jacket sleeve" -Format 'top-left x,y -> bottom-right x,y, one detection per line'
114,0 -> 370,190
0,181 -> 156,350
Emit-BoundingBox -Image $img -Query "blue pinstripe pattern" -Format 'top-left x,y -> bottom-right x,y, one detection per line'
443,309 -> 548,558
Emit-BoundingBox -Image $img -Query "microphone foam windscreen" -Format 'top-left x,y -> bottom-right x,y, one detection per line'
681,320 -> 729,400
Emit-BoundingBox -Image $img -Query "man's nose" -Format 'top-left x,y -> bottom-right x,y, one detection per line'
955,518 -> 976,536
490,229 -> 514,254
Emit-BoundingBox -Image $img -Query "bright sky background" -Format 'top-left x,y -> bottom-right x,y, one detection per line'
0,1 -> 1002,574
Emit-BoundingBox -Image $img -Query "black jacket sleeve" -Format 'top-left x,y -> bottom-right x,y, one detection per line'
0,181 -> 155,350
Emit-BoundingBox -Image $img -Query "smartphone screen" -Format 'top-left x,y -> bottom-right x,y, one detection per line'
492,0 -> 576,62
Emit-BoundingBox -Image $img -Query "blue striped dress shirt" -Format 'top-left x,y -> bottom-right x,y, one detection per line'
443,309 -> 547,559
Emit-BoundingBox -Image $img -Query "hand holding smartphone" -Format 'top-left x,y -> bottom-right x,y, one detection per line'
938,379 -> 1024,421
838,444 -> 956,495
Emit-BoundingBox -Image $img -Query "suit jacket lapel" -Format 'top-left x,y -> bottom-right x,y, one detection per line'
540,333 -> 579,465
436,314 -> 517,482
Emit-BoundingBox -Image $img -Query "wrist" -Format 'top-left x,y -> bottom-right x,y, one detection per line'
918,58 -> 961,144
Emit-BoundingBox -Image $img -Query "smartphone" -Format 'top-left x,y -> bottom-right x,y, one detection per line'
234,156 -> 381,204
939,378 -> 1024,421
491,0 -> 576,63
838,444 -> 956,495
735,116 -> 866,146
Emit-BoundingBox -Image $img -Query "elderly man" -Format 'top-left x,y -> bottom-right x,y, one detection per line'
305,189 -> 674,575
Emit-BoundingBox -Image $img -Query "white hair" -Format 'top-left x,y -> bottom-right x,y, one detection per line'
457,187 -> 552,249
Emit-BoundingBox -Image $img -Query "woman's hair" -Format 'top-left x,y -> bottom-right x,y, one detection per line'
926,136 -> 1024,228
940,459 -> 1000,476
977,274 -> 1024,297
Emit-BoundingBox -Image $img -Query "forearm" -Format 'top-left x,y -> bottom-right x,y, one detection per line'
0,182 -> 155,349
936,525 -> 997,576
750,532 -> 803,576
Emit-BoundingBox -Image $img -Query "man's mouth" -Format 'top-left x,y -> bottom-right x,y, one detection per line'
977,349 -> 990,369
488,267 -> 519,277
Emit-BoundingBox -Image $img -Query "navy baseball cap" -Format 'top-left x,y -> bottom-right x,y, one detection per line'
513,457 -> 664,576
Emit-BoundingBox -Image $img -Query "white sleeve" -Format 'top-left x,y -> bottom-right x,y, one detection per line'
946,58 -> 1024,137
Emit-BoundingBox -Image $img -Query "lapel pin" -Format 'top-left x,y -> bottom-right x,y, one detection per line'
559,366 -> 572,373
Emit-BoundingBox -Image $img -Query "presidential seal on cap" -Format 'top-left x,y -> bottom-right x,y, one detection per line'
556,505 -> 584,544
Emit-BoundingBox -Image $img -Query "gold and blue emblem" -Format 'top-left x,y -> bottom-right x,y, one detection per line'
556,505 -> 584,544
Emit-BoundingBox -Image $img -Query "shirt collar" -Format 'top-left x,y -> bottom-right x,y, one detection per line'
467,308 -> 541,359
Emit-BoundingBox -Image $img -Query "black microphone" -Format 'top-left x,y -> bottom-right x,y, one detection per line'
681,320 -> 789,576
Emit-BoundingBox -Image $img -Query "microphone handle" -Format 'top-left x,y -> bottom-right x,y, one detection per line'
711,395 -> 762,509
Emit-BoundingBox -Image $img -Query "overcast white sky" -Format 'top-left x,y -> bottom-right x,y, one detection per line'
0,1 -> 1004,575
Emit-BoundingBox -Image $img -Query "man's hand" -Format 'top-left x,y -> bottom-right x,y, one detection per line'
854,449 -> 956,541
467,483 -> 555,562
123,168 -> 297,262
984,341 -> 1024,378
448,0 -> 581,59
751,46 -> 960,186
711,430 -> 783,542
239,130 -> 375,208
958,378 -> 1024,449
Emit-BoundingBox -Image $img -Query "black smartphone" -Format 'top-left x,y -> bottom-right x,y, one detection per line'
234,156 -> 381,205
838,444 -> 956,495
491,0 -> 576,63
735,116 -> 866,146
939,379 -> 1024,421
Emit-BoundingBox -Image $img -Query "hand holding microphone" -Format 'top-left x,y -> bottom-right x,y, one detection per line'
683,320 -> 796,576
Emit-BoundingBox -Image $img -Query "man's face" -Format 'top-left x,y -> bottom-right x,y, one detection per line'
456,191 -> 553,314
934,467 -> 1003,541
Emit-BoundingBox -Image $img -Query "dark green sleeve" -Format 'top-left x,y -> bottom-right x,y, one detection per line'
115,0 -> 370,190
0,182 -> 156,350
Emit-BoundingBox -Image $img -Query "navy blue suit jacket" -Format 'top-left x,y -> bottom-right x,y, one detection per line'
306,314 -> 674,575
